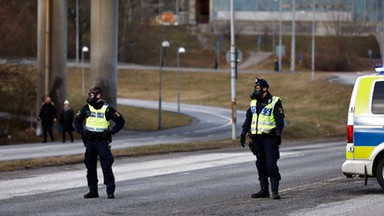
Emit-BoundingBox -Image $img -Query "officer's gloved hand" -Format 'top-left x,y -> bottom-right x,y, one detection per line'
272,135 -> 281,148
240,133 -> 246,148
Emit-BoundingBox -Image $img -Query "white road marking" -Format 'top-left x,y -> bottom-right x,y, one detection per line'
0,151 -> 300,200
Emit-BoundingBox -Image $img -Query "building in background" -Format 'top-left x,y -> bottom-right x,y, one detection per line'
209,0 -> 384,35
153,0 -> 383,35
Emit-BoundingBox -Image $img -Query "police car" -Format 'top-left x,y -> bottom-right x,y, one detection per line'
341,66 -> 384,189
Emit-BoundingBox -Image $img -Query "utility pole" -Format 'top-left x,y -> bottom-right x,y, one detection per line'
278,0 -> 282,72
230,0 -> 237,140
290,0 -> 296,73
311,0 -> 316,80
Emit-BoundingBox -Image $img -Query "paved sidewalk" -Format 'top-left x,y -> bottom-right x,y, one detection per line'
238,51 -> 273,69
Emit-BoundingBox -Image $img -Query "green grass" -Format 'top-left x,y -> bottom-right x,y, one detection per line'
109,69 -> 352,141
67,67 -> 352,141
3,68 -> 352,144
0,67 -> 353,171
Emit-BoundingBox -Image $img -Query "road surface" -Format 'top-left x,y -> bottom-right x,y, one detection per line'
1,139 -> 383,216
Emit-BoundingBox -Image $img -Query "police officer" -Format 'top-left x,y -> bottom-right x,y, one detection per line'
75,87 -> 125,199
240,78 -> 285,199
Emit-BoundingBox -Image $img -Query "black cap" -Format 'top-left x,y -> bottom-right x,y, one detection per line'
254,78 -> 269,89
89,87 -> 102,96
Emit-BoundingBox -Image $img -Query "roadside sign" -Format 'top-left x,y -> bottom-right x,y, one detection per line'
226,48 -> 243,64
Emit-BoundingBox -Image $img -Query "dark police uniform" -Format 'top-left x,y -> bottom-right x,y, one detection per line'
75,91 -> 125,199
241,79 -> 285,199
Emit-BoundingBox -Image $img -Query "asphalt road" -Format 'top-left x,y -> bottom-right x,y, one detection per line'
1,139 -> 383,216
327,72 -> 370,85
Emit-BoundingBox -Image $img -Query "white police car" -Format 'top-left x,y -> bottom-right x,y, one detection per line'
341,66 -> 384,189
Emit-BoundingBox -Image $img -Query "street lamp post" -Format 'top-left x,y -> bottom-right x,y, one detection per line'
81,46 -> 89,96
158,40 -> 170,129
176,47 -> 186,114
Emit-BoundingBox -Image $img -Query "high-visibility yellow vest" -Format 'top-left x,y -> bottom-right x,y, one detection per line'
85,104 -> 110,132
250,96 -> 281,135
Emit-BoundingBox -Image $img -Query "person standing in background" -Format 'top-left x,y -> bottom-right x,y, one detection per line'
59,100 -> 75,143
38,96 -> 57,143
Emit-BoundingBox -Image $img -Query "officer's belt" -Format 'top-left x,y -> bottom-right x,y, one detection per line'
86,132 -> 106,141
251,132 -> 271,138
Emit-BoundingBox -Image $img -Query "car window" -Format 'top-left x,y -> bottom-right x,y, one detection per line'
372,81 -> 384,114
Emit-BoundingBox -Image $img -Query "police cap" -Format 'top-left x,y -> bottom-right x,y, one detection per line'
89,87 -> 102,96
254,78 -> 269,89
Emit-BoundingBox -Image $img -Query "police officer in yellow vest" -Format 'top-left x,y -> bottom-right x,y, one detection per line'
240,78 -> 285,199
75,87 -> 125,199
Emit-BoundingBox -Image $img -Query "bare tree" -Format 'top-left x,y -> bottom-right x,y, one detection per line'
0,62 -> 36,119
0,0 -> 37,57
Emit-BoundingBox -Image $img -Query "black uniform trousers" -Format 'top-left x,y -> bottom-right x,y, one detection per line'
251,134 -> 281,192
84,139 -> 115,195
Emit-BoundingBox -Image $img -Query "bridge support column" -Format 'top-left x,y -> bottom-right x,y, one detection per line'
37,0 -> 67,114
90,0 -> 119,108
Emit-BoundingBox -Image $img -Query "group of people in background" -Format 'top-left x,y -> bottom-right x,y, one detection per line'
38,96 -> 75,143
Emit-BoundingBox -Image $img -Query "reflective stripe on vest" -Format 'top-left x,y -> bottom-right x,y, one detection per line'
250,96 -> 280,135
85,104 -> 110,132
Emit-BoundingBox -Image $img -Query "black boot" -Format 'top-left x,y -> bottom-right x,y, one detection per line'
271,178 -> 281,199
251,189 -> 270,198
84,191 -> 99,198
272,190 -> 280,199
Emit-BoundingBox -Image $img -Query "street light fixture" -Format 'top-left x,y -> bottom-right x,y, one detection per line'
81,46 -> 89,96
176,47 -> 186,114
158,40 -> 170,129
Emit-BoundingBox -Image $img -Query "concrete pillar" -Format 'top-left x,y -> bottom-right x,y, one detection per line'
180,0 -> 187,11
37,0 -> 67,115
90,0 -> 119,108
189,0 -> 196,25
37,0 -> 46,111
50,0 -> 68,112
